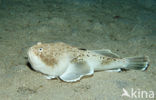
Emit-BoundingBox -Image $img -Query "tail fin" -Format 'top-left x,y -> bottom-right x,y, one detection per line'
125,56 -> 149,71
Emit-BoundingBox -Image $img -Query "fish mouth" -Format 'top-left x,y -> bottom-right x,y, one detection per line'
27,47 -> 42,68
27,47 -> 38,69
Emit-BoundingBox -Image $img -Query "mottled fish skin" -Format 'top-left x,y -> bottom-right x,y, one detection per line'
29,42 -> 114,67
28,42 -> 91,77
27,42 -> 149,82
29,42 -> 75,67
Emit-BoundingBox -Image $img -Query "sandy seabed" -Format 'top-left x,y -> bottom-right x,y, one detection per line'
0,0 -> 156,100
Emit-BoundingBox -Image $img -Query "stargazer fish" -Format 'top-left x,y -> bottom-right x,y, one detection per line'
27,42 -> 149,82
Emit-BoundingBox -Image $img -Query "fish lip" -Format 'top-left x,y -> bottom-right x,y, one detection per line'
27,47 -> 33,62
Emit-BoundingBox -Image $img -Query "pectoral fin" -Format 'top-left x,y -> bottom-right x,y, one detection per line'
91,49 -> 119,58
59,63 -> 94,82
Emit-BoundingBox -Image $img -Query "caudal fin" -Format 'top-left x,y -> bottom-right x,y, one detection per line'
125,56 -> 149,71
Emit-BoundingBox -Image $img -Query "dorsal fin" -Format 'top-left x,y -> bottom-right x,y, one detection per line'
78,48 -> 87,51
90,49 -> 120,58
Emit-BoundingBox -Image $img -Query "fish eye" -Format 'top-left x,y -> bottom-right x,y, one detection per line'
38,48 -> 43,52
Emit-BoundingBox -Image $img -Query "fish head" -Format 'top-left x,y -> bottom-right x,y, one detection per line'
27,42 -> 57,71
27,42 -> 71,76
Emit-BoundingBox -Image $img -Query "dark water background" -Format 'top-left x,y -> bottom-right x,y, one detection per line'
0,0 -> 156,100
